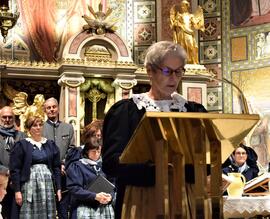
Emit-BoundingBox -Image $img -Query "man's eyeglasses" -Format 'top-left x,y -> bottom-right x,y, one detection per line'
153,64 -> 185,77
1,116 -> 13,120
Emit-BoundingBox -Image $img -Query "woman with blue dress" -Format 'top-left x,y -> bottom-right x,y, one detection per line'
9,115 -> 61,218
66,140 -> 114,219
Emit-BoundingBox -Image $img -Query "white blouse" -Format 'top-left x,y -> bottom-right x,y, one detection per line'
25,137 -> 47,149
132,92 -> 188,112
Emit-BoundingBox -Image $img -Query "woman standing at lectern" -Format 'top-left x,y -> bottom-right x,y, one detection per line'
101,41 -> 207,219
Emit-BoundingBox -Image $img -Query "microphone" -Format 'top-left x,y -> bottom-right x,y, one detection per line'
184,64 -> 249,114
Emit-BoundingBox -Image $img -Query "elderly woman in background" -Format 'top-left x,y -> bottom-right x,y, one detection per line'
65,119 -> 103,169
9,115 -> 61,219
102,41 -> 207,219
81,119 -> 103,146
223,145 -> 259,182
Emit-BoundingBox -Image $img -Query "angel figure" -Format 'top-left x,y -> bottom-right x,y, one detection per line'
170,0 -> 205,64
82,2 -> 118,35
12,92 -> 46,132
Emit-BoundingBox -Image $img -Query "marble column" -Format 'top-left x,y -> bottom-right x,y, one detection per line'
58,71 -> 85,146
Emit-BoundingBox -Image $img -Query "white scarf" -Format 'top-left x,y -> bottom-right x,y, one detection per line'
236,162 -> 249,173
80,157 -> 102,174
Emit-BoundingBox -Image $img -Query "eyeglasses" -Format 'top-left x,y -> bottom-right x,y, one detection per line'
1,116 -> 13,120
235,152 -> 247,156
153,64 -> 185,77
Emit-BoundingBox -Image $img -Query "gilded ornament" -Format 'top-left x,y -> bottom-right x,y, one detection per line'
85,87 -> 106,120
80,79 -> 114,121
12,92 -> 46,131
0,5 -> 19,43
82,3 -> 118,35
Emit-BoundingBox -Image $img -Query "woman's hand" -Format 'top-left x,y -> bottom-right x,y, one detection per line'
57,190 -> 62,201
95,192 -> 112,204
15,191 -> 23,206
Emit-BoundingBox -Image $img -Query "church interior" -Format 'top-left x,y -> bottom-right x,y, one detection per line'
1,0 -> 270,217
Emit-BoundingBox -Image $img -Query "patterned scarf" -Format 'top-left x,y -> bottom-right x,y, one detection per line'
80,157 -> 102,175
0,126 -> 16,151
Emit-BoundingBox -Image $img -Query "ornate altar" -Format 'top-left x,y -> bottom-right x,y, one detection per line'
0,2 -> 213,146
0,4 -> 138,145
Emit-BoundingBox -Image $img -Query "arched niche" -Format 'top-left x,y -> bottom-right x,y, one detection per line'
62,31 -> 133,62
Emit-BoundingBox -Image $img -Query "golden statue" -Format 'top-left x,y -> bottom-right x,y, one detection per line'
170,0 -> 205,64
12,92 -> 46,131
82,2 -> 118,35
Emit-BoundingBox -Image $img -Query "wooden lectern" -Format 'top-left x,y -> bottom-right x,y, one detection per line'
120,112 -> 259,219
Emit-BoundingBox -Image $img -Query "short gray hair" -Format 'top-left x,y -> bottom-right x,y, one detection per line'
44,97 -> 58,108
144,41 -> 187,67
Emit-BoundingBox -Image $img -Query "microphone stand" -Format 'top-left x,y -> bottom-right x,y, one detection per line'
186,69 -> 249,114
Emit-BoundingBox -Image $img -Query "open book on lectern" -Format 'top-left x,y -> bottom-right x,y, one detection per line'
244,172 -> 270,194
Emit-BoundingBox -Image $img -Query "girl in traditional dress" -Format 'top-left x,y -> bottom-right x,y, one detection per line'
66,139 -> 114,219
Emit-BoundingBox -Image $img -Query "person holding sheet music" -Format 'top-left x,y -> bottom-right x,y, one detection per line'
102,41 -> 207,219
66,140 -> 114,219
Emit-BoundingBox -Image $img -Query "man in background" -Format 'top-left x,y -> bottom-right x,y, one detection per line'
43,97 -> 75,219
0,106 -> 26,219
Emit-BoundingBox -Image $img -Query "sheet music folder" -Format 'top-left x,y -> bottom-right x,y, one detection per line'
86,175 -> 115,194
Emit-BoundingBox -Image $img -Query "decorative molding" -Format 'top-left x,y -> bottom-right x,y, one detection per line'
63,32 -> 133,62
231,36 -> 248,62
200,17 -> 221,41
200,0 -> 221,17
58,72 -> 85,88
113,74 -> 137,101
200,40 -> 222,64
207,86 -> 222,111
126,0 -> 134,52
134,23 -> 156,46
113,74 -> 137,90
184,64 -> 212,76
0,59 -> 59,68
134,1 -> 156,23
133,0 -> 157,65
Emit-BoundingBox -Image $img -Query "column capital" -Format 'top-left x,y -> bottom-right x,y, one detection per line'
58,71 -> 85,88
112,74 -> 137,90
